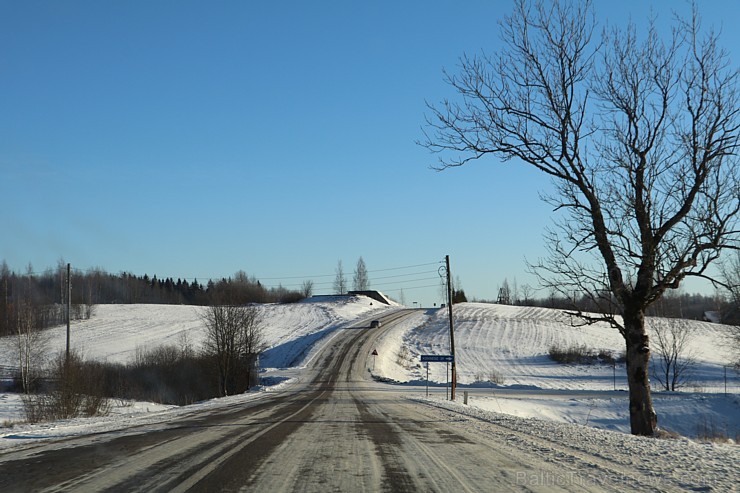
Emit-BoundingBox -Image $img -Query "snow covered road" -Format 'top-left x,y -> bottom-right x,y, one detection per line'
2,308 -> 736,492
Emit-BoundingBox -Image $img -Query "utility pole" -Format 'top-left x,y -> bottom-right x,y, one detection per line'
66,263 -> 71,364
3,276 -> 8,331
446,255 -> 456,400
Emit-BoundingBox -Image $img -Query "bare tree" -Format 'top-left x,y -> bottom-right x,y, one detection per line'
300,279 -> 314,298
201,304 -> 265,396
333,260 -> 347,295
15,266 -> 49,393
521,284 -> 534,306
353,256 -> 369,291
719,250 -> 740,365
720,251 -> 740,306
497,279 -> 512,305
421,0 -> 739,435
15,299 -> 49,393
650,320 -> 696,391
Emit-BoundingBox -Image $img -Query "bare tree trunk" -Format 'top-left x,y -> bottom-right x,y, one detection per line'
16,305 -> 34,393
421,0 -> 739,436
623,309 -> 657,435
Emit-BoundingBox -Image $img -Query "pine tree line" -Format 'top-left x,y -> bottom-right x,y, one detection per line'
0,261 -> 303,337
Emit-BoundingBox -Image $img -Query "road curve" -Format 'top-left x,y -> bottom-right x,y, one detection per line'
0,309 -> 654,492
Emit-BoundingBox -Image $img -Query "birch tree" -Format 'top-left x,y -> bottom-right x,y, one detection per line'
15,299 -> 48,392
353,257 -> 369,291
333,260 -> 347,295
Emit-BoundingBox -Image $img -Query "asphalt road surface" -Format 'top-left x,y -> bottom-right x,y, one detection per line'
0,310 -> 656,492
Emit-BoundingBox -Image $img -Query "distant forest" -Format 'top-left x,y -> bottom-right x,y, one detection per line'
0,261 -> 304,337
528,292 -> 735,324
472,278 -> 737,325
1,260 -> 735,338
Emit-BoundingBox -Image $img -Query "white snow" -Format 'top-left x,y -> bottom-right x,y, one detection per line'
0,298 -> 737,487
371,302 -> 739,440
0,296 -> 391,436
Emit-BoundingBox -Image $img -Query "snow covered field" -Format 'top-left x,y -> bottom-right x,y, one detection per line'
1,298 -> 738,452
371,303 -> 740,439
0,296 -> 389,431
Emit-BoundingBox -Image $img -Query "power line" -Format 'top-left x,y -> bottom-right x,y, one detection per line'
368,269 -> 439,281
5,260 -> 446,293
368,276 -> 442,288
255,261 -> 442,281
379,283 -> 444,293
366,261 -> 443,273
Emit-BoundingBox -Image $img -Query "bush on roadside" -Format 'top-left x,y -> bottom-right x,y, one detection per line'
101,344 -> 219,406
19,343 -> 227,421
474,370 -> 506,385
22,351 -> 110,423
695,414 -> 734,444
548,344 -> 621,365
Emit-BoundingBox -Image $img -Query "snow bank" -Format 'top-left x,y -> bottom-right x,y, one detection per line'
413,396 -> 739,492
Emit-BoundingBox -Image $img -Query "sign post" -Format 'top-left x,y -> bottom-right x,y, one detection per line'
371,349 -> 378,371
426,362 -> 429,396
420,355 -> 454,363
420,355 -> 454,400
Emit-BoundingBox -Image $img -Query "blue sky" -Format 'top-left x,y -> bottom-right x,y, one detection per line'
1,1 -> 738,306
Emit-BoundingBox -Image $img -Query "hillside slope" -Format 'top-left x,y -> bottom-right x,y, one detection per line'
369,302 -> 739,438
0,296 -> 391,370
381,303 -> 736,392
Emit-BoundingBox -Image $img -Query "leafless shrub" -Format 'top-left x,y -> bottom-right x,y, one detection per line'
695,415 -> 732,443
653,428 -> 682,440
549,344 -> 623,366
475,370 -> 506,385
22,351 -> 110,423
107,345 -> 216,405
488,369 -> 505,385
651,321 -> 696,391
396,346 -> 411,368
549,344 -> 593,364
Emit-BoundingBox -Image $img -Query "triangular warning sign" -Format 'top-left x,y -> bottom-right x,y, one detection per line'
371,349 -> 378,356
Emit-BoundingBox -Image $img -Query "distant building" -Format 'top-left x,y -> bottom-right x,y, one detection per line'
347,291 -> 393,305
312,290 -> 394,306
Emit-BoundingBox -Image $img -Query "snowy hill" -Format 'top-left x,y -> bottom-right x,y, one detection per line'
370,302 -> 739,439
379,303 -> 736,391
0,295 -> 390,370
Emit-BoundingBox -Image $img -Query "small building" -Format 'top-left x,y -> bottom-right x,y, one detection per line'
347,291 -> 393,305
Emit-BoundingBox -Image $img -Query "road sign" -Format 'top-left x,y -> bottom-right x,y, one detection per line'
420,354 -> 454,363
371,349 -> 378,356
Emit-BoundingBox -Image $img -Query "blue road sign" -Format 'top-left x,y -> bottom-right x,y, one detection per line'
420,354 -> 454,363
